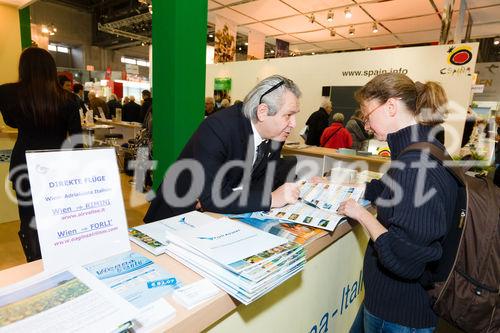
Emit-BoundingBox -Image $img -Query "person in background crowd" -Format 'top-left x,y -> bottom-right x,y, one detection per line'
72,83 -> 87,115
204,96 -> 215,117
140,90 -> 152,123
58,75 -> 72,92
305,100 -> 332,146
320,113 -> 352,149
122,96 -> 130,106
123,95 -> 141,122
107,93 -> 122,119
346,110 -> 371,151
0,47 -> 82,262
144,75 -> 302,222
338,73 -> 457,333
233,99 -> 243,106
220,98 -> 230,109
88,91 -> 110,119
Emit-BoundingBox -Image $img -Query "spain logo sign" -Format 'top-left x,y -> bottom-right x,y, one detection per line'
447,45 -> 472,66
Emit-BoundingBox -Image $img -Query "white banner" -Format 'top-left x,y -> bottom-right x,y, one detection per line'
206,43 -> 479,155
26,148 -> 130,272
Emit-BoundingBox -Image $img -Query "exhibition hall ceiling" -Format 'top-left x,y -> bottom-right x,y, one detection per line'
208,0 -> 500,54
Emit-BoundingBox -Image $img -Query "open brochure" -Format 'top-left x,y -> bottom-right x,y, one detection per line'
0,266 -> 136,333
227,212 -> 328,245
263,182 -> 365,231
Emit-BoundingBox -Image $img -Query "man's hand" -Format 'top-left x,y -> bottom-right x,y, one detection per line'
309,176 -> 329,184
271,182 -> 299,208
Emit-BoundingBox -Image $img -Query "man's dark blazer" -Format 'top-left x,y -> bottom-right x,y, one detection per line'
144,103 -> 290,223
123,101 -> 142,122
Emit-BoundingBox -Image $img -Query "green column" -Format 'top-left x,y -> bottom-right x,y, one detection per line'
152,1 -> 207,188
19,7 -> 31,49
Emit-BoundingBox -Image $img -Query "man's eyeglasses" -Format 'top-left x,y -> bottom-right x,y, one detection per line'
259,80 -> 285,104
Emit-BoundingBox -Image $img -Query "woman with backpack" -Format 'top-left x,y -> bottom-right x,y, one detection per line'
337,73 -> 457,332
0,47 -> 82,262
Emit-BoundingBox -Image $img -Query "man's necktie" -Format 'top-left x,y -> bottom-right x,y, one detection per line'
252,140 -> 268,172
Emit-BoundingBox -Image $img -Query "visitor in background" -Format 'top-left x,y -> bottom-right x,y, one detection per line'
305,100 -> 332,146
58,75 -> 72,92
0,47 -> 82,262
88,91 -> 110,119
205,96 -> 215,117
122,96 -> 130,106
320,113 -> 352,149
140,90 -> 152,123
338,73 -> 457,333
346,110 -> 371,151
220,98 -> 230,109
123,95 -> 141,122
107,93 -> 122,119
72,83 -> 87,115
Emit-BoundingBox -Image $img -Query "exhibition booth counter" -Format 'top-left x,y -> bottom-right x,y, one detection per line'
0,216 -> 367,333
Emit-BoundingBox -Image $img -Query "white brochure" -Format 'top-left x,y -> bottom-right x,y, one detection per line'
160,212 -> 288,273
0,266 -> 137,333
26,148 -> 130,272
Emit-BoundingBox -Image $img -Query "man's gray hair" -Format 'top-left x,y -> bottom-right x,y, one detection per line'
242,75 -> 301,122
320,99 -> 332,110
332,112 -> 345,123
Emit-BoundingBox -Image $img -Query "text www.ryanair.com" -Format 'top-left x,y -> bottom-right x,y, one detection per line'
53,226 -> 118,246
342,68 -> 409,77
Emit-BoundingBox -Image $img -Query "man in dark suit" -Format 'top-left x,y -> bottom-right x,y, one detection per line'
72,83 -> 88,115
305,100 -> 332,146
123,96 -> 142,122
144,75 -> 301,222
140,90 -> 152,124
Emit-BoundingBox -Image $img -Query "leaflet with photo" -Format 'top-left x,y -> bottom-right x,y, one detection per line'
84,251 -> 182,308
0,266 -> 136,333
128,228 -> 167,255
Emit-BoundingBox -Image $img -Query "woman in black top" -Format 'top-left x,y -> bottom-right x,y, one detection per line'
0,47 -> 82,262
338,73 -> 457,332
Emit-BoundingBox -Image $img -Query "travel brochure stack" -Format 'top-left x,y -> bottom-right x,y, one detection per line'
134,211 -> 306,305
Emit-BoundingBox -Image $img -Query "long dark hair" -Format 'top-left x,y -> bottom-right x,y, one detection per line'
17,47 -> 71,127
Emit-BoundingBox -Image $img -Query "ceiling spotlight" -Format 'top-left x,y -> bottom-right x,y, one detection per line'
327,10 -> 334,22
270,50 -> 275,54
310,13 -> 316,24
494,38 -> 500,45
330,28 -> 336,37
372,22 -> 378,33
344,7 -> 352,19
349,25 -> 355,36
312,52 -> 315,55
244,42 -> 248,46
